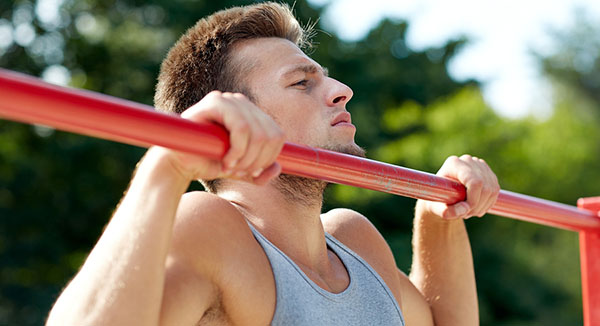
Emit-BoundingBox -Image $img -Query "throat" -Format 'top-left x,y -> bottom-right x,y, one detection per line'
274,173 -> 327,208
294,244 -> 351,294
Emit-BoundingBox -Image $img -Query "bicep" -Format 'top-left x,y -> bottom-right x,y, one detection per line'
159,256 -> 218,326
398,269 -> 435,326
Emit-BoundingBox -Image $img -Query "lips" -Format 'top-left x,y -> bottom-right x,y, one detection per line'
331,111 -> 352,126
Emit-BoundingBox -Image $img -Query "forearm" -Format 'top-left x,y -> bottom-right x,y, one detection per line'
47,148 -> 190,326
409,200 -> 478,326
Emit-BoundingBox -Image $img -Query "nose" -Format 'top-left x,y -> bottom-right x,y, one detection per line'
326,77 -> 353,107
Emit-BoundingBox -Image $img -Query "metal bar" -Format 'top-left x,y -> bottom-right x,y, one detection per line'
578,198 -> 600,326
1,68 -> 599,232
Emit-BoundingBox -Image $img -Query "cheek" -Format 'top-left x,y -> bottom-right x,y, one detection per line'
283,118 -> 327,145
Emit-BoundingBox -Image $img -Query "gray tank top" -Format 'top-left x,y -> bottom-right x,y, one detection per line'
247,223 -> 405,325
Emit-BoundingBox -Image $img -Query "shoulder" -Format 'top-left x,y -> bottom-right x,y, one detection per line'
164,191 -> 275,325
321,208 -> 392,262
321,208 -> 377,239
170,191 -> 251,259
321,209 -> 403,304
170,191 -> 270,279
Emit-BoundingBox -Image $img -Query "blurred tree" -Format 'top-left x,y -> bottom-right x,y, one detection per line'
540,10 -> 600,108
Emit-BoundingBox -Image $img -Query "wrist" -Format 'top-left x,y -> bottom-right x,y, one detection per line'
138,148 -> 193,191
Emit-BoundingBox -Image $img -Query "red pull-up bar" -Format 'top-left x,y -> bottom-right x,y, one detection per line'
0,68 -> 597,231
0,68 -> 599,323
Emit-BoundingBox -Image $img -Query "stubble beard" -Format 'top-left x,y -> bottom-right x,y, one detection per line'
273,142 -> 366,208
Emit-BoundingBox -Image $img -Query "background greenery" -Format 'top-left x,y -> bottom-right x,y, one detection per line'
1,0 -> 599,324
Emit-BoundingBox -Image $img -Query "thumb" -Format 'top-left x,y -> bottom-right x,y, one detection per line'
422,201 -> 471,219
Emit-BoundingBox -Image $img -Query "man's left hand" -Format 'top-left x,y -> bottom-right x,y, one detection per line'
418,154 -> 500,220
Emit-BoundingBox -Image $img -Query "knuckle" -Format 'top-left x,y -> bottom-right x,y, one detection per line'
270,129 -> 286,143
253,132 -> 267,144
227,145 -> 245,157
481,184 -> 493,194
206,90 -> 223,99
467,178 -> 483,189
235,121 -> 250,133
445,155 -> 460,165
460,154 -> 472,160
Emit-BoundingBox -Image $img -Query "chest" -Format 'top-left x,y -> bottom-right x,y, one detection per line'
213,238 -> 402,326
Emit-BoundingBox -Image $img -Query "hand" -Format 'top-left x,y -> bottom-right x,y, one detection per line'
418,154 -> 500,219
156,91 -> 285,185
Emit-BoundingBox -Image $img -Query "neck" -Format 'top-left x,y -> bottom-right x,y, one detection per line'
218,174 -> 330,269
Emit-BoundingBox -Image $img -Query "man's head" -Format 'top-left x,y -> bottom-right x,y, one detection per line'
154,2 -> 311,114
155,2 -> 364,198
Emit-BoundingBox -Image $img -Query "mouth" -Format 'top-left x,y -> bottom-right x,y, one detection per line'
331,112 -> 352,126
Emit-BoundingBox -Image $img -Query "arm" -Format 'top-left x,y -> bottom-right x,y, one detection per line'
409,155 -> 499,325
46,91 -> 284,326
47,149 -> 193,326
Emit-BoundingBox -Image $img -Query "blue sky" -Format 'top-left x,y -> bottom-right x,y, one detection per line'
307,0 -> 600,118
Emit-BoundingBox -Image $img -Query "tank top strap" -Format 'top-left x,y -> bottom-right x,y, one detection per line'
246,221 -> 405,325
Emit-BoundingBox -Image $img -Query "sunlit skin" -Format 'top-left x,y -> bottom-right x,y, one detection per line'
237,38 -> 359,150
47,36 -> 499,326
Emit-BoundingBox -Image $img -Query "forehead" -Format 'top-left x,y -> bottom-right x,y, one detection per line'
231,37 -> 323,80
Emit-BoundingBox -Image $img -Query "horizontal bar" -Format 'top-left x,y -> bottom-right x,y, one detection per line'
1,68 -> 599,231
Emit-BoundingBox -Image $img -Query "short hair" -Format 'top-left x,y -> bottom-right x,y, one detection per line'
154,2 -> 313,192
154,2 -> 312,114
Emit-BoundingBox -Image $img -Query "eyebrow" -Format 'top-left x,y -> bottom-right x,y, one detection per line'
282,64 -> 329,79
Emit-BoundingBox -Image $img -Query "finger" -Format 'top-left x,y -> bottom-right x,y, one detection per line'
231,116 -> 269,175
478,179 -> 500,217
181,91 -> 223,121
447,202 -> 471,219
180,93 -> 250,170
457,155 -> 488,217
220,95 -> 269,171
222,117 -> 252,171
251,162 -> 282,185
221,94 -> 274,172
247,118 -> 285,176
424,201 -> 470,220
190,159 -> 227,181
476,160 -> 499,217
464,178 -> 484,217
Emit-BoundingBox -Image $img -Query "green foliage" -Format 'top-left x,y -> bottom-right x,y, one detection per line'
1,0 -> 599,325
0,122 -> 145,324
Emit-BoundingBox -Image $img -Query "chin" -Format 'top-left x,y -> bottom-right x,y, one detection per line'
321,142 -> 366,158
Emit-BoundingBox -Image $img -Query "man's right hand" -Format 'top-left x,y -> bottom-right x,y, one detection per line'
156,91 -> 286,185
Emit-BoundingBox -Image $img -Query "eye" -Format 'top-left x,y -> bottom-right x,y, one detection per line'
292,79 -> 309,87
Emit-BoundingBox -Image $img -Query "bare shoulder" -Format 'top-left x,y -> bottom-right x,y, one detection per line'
172,190 -> 273,289
321,208 -> 392,263
320,208 -> 378,240
161,191 -> 275,326
321,209 -> 402,304
169,191 -> 253,265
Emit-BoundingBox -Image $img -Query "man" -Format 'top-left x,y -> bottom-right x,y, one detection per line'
47,2 -> 499,325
